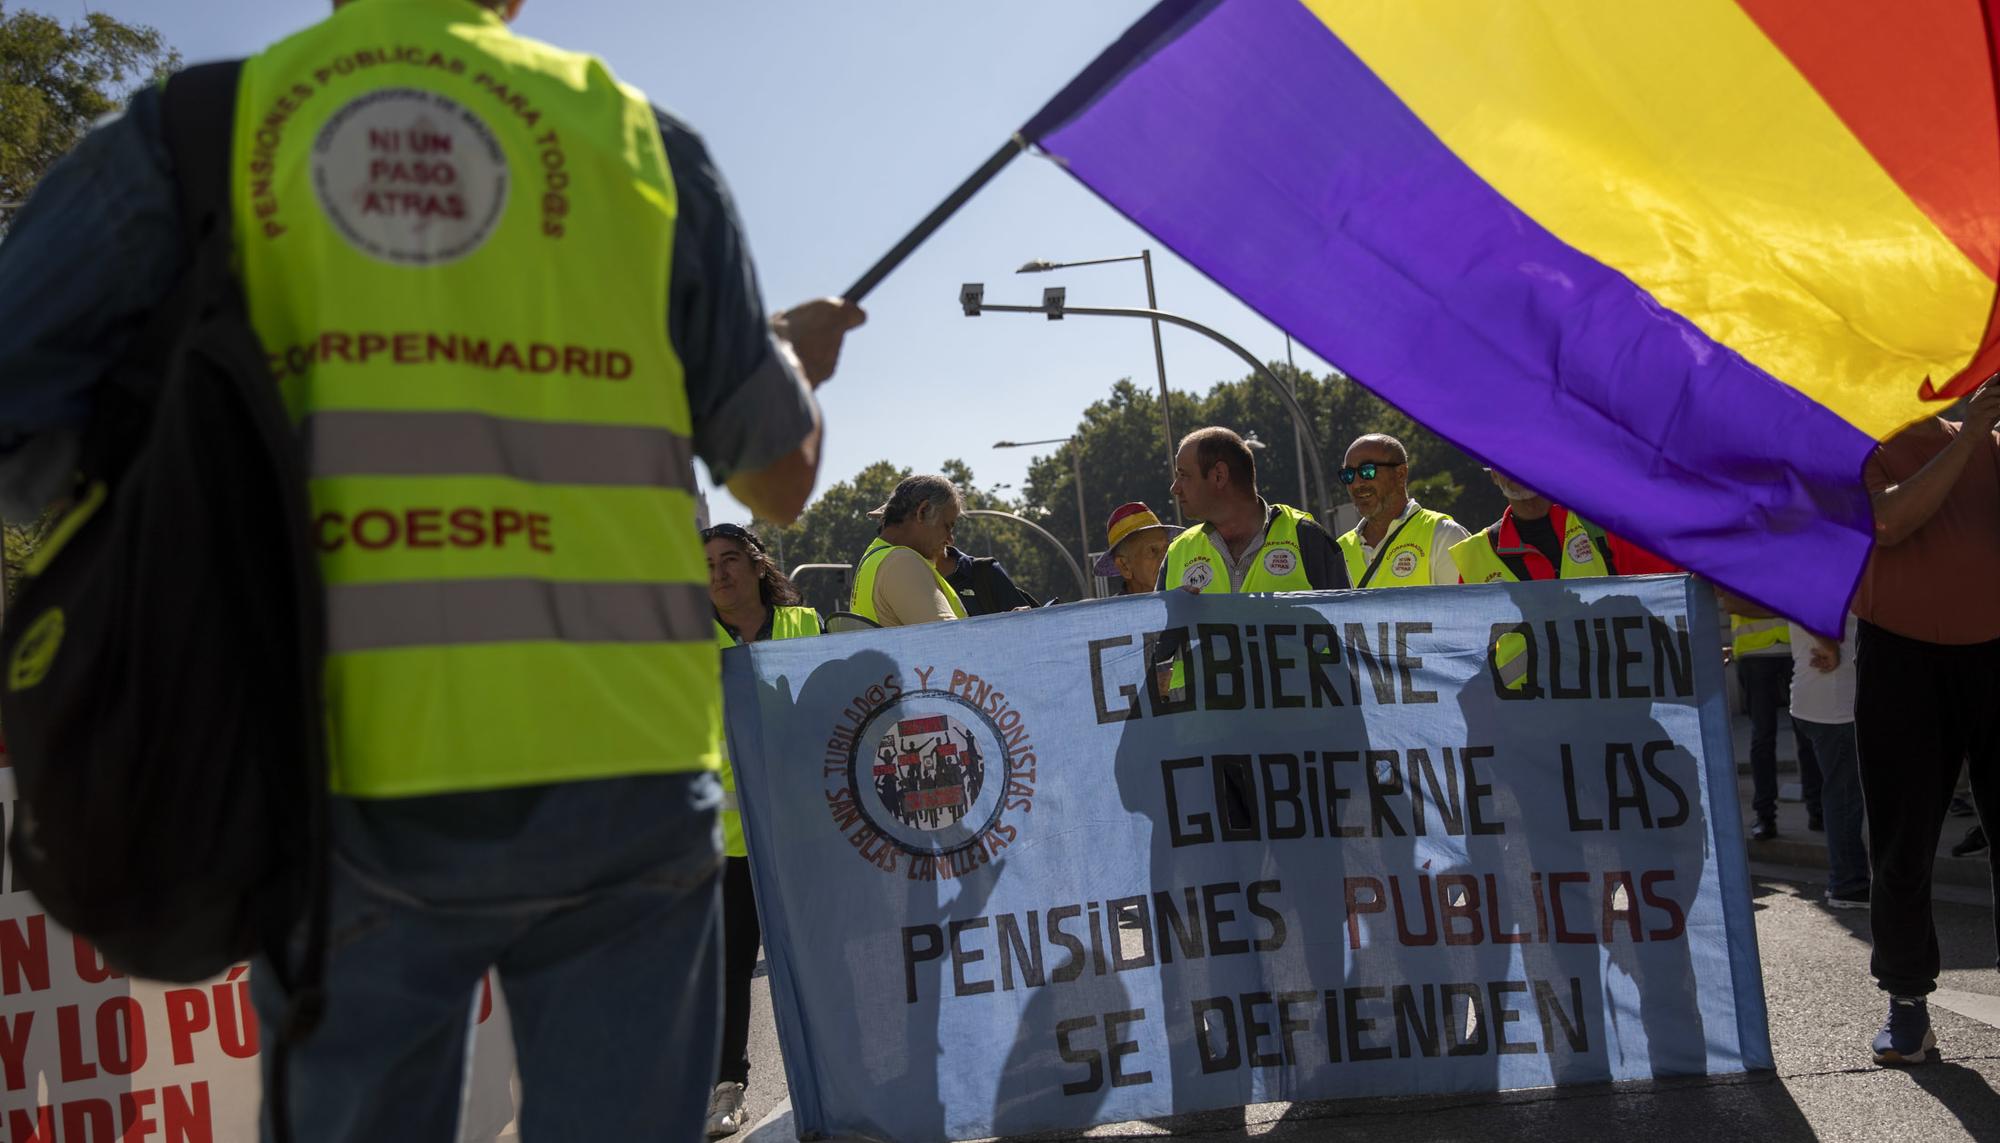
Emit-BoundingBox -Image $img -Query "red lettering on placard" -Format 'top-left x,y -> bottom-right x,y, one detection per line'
0,1011 -> 32,1092
56,1005 -> 95,1082
165,1080 -> 215,1142
120,1088 -> 159,1142
6,1105 -> 53,1142
71,937 -> 124,985
97,997 -> 146,1075
165,987 -> 210,1066
0,915 -> 49,994
60,1100 -> 112,1143
213,966 -> 258,1059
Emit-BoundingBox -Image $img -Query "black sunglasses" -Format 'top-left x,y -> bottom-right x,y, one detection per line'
701,522 -> 764,551
1338,460 -> 1405,484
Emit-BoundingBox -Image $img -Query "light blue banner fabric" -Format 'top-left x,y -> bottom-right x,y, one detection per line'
721,576 -> 1770,1142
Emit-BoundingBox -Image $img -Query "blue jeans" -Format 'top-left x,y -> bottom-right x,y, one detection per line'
1794,718 -> 1868,896
254,773 -> 724,1141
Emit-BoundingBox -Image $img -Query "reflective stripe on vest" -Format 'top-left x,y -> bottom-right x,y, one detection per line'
1160,504 -> 1316,595
849,538 -> 968,623
1731,615 -> 1790,656
1337,508 -> 1450,588
1449,509 -> 1611,584
1495,631 -> 1532,691
236,2 -> 711,796
717,606 -> 821,857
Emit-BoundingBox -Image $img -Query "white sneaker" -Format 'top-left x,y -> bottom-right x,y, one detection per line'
707,1082 -> 747,1139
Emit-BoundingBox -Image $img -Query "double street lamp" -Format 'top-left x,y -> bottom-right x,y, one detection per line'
993,436 -> 1091,573
1016,251 -> 1179,522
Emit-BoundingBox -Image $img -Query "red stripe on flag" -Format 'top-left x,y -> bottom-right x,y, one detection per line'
1737,0 -> 2000,404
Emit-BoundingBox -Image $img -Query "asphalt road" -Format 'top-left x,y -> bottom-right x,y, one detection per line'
734,864 -> 2000,1142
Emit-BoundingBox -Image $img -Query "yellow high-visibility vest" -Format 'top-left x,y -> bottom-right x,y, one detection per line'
1337,506 -> 1454,588
236,0 -> 714,795
1731,615 -> 1791,656
849,538 -> 967,624
1160,504 -> 1317,594
717,606 -> 821,857
1450,508 -> 1611,584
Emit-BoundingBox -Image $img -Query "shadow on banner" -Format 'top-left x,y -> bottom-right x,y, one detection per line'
723,576 -> 1771,1143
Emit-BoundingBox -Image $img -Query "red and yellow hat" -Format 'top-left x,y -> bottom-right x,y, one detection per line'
1095,502 -> 1183,576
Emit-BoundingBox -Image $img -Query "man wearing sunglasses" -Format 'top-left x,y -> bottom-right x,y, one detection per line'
1333,434 -> 1469,588
1157,426 -> 1346,594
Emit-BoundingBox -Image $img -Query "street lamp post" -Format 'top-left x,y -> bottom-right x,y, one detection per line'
1017,252 -> 1179,522
960,509 -> 1091,601
963,288 -> 1337,523
994,437 -> 1091,573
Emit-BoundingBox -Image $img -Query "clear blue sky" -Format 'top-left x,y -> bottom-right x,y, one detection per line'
28,0 -> 1334,523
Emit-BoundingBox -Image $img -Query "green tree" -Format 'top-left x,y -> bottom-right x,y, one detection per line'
753,458 -> 1089,614
1,5 -> 178,602
1019,378 -> 1204,572
769,364 -> 1506,611
1018,368 -> 1504,560
1,4 -> 180,234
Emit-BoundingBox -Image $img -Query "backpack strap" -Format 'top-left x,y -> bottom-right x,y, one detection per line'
1355,512 -> 1418,588
161,61 -> 328,1143
161,61 -> 242,254
87,63 -> 248,437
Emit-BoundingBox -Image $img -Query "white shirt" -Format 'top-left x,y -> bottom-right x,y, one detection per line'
1790,614 -> 1858,725
1353,499 -> 1470,587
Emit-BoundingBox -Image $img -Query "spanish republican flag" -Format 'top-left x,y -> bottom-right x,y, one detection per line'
1025,0 -> 2000,634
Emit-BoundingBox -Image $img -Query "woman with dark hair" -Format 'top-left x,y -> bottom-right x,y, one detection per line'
702,522 -> 820,1137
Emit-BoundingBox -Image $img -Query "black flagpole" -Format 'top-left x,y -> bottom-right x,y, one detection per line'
841,135 -> 1027,305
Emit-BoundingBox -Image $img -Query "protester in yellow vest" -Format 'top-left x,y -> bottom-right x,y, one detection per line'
704,523 -> 820,1137
1451,469 -> 1679,584
851,474 -> 969,626
1159,427 -> 1346,593
1726,611 -> 1815,842
1454,469 -> 1683,696
0,0 -> 866,1134
1334,433 -> 1470,588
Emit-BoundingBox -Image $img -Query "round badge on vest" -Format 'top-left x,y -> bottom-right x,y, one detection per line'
1389,545 -> 1422,579
1183,561 -> 1214,590
312,88 -> 509,265
1262,547 -> 1297,578
1566,531 -> 1596,565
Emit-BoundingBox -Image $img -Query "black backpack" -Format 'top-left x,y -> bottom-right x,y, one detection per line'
0,60 -> 328,1045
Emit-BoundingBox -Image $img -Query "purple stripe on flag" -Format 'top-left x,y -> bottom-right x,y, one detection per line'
1030,0 -> 1875,633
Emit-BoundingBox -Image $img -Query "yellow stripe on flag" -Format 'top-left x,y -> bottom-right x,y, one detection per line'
1309,0 -> 1994,438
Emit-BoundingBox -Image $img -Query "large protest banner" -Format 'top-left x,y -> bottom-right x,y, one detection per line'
0,759 -> 519,1141
722,576 -> 1770,1142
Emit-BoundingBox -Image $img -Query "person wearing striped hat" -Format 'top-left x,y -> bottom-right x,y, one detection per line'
1096,501 -> 1183,595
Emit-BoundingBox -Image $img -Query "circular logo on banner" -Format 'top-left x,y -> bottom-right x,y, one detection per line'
849,691 -> 1012,858
1262,547 -> 1297,578
1389,546 -> 1421,579
312,88 -> 509,265
1567,531 -> 1597,566
1183,561 -> 1214,590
